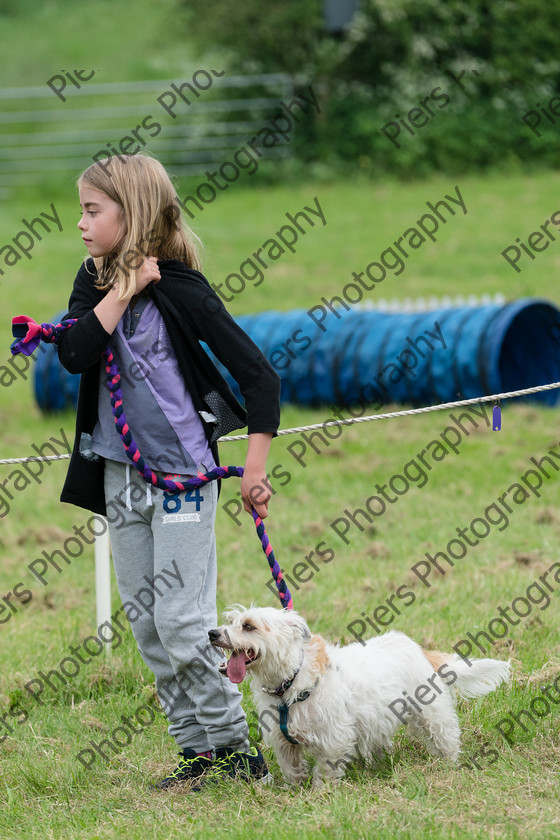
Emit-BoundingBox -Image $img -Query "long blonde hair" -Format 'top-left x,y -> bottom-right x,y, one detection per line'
78,154 -> 202,300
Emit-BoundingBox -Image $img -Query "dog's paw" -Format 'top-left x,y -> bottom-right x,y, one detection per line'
312,765 -> 344,790
282,772 -> 310,787
312,774 -> 343,791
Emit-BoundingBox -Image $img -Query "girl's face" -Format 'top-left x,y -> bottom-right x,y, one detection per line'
78,185 -> 125,257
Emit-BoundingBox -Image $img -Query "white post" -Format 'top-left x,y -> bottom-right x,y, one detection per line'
94,522 -> 112,646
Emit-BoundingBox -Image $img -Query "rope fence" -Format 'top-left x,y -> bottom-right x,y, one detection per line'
3,377 -> 559,639
2,379 -> 560,466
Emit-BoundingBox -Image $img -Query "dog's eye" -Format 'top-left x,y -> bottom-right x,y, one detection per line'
242,623 -> 255,632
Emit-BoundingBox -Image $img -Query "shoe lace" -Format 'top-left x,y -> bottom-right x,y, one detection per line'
167,753 -> 210,780
213,747 -> 259,773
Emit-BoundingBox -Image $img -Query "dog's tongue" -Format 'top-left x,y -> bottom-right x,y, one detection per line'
226,652 -> 247,684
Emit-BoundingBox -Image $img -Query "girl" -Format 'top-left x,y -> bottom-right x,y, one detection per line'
57,153 -> 281,789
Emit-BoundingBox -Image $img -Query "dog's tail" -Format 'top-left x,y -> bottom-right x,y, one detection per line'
424,650 -> 511,699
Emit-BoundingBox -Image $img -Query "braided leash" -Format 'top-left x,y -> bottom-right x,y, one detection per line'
11,315 -> 293,610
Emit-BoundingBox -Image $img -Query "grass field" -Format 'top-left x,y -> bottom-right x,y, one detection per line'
1,168 -> 560,839
1,1 -> 560,832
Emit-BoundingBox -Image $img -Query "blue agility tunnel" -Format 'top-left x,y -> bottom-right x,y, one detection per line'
34,298 -> 560,412
34,312 -> 80,412
209,297 -> 560,408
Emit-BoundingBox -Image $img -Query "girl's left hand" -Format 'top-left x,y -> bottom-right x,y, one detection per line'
241,470 -> 271,520
242,433 -> 274,520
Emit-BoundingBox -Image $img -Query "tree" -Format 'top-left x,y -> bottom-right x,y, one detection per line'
179,0 -> 560,173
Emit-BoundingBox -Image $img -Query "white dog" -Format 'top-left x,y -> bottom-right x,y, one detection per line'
208,606 -> 510,787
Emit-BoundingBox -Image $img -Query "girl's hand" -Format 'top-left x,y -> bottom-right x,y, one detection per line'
241,469 -> 271,520
242,433 -> 274,519
136,256 -> 161,293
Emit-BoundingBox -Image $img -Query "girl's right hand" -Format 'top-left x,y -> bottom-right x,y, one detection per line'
136,256 -> 161,293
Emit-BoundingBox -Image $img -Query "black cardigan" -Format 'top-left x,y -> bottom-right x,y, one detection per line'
57,258 -> 281,515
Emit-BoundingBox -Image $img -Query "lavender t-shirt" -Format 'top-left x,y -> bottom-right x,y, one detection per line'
91,296 -> 217,475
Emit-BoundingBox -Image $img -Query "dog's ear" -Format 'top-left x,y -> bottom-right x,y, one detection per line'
283,610 -> 311,640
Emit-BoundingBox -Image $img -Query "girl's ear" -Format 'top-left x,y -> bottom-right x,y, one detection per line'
119,208 -> 127,235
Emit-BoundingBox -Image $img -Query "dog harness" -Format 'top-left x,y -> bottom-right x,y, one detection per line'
11,315 -> 294,609
277,695 -> 313,745
261,663 -> 318,745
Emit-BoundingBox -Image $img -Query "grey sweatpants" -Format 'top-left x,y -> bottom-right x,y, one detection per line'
104,458 -> 249,753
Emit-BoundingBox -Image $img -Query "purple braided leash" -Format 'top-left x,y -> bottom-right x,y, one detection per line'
11,315 -> 293,610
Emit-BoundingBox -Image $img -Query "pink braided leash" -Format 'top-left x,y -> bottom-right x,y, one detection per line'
11,315 -> 293,610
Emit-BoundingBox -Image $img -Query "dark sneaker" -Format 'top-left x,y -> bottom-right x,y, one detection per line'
152,748 -> 213,790
210,745 -> 272,785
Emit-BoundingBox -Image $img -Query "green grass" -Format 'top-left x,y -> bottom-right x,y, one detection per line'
0,0 -> 196,88
5,167 -> 560,320
1,169 -> 560,839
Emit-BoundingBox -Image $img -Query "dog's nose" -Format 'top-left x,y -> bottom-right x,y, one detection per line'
208,628 -> 221,642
